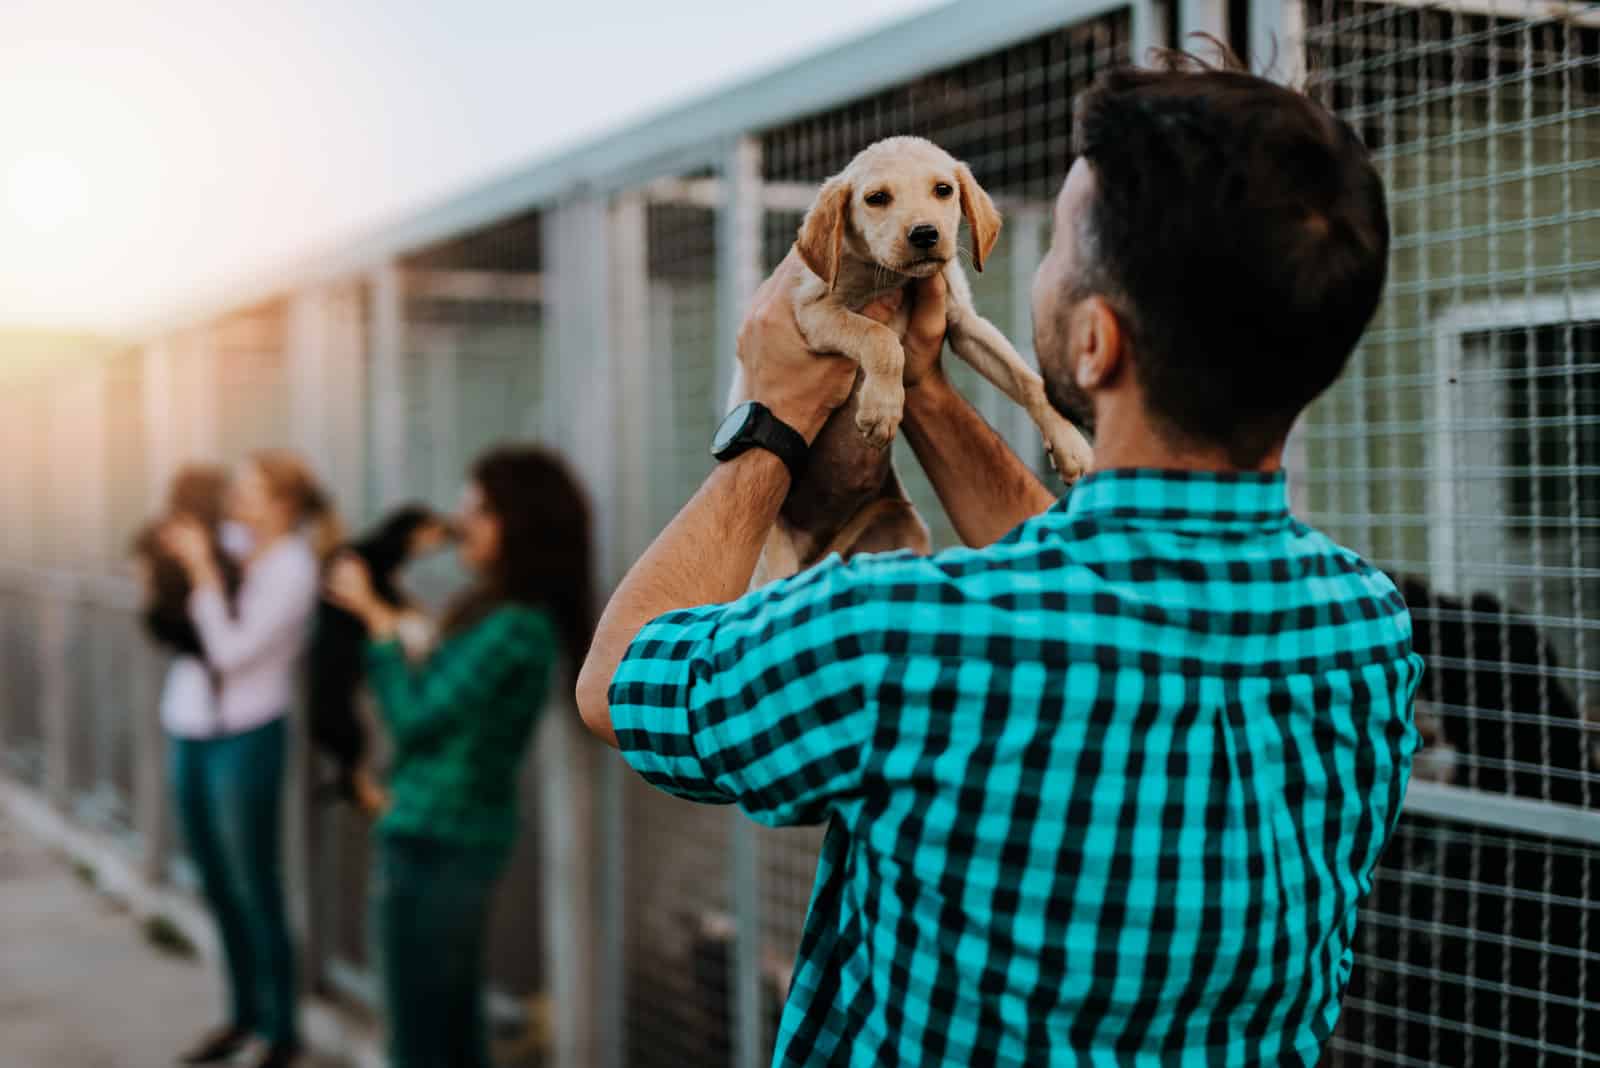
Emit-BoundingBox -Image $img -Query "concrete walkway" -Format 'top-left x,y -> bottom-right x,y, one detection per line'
0,808 -> 345,1068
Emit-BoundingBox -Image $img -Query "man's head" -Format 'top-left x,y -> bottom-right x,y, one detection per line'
1032,57 -> 1390,468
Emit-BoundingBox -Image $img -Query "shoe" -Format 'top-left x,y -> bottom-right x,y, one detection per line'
177,1024 -> 251,1064
249,1042 -> 303,1068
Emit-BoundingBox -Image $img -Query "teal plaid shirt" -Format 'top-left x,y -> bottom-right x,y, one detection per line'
612,470 -> 1422,1066
368,604 -> 555,851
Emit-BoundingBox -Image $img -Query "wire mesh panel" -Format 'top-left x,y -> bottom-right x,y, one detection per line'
403,213 -> 552,1018
103,351 -> 148,566
603,173 -> 740,1068
746,13 -> 1134,1054
1298,2 -> 1600,1062
0,377 -> 48,783
310,217 -> 553,1027
212,303 -> 293,467
0,578 -> 45,785
64,585 -> 142,834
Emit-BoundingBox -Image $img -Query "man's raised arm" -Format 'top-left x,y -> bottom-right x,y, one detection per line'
894,277 -> 1059,547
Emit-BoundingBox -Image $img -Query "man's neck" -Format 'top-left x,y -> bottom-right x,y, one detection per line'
1086,405 -> 1284,475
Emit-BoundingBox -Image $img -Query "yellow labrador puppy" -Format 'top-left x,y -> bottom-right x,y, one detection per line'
731,136 -> 1093,584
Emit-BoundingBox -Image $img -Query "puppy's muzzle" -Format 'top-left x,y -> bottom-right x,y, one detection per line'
907,224 -> 940,251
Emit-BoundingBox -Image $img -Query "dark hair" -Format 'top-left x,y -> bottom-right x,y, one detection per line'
440,446 -> 595,669
1067,50 -> 1390,466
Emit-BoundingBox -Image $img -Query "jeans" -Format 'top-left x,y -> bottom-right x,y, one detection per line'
374,833 -> 507,1068
170,718 -> 297,1046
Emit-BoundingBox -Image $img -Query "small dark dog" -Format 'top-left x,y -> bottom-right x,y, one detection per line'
308,504 -> 453,810
131,466 -> 242,671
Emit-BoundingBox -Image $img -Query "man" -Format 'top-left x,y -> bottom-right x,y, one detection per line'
578,58 -> 1421,1066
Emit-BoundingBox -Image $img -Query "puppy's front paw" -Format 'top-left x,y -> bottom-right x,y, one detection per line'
1042,418 -> 1093,484
855,380 -> 905,449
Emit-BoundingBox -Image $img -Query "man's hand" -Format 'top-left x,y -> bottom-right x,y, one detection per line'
737,258 -> 859,442
862,273 -> 949,390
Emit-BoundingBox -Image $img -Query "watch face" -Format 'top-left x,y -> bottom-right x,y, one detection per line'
712,401 -> 756,455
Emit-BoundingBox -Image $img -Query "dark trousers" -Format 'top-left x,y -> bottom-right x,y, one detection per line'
374,833 -> 506,1068
170,718 -> 297,1046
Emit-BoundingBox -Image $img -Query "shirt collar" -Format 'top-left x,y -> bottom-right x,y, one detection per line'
1059,468 -> 1293,531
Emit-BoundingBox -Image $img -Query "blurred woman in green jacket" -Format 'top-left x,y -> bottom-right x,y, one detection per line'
326,446 -> 593,1068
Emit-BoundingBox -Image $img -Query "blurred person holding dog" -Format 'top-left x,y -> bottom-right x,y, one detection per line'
157,449 -> 341,1068
579,52 -> 1421,1066
324,445 -> 593,1068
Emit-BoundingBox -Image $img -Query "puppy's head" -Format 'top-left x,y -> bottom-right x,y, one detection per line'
796,137 -> 1002,291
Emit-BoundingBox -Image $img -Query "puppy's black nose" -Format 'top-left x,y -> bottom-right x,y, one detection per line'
908,224 -> 940,250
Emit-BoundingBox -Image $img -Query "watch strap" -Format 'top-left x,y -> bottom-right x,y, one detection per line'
746,405 -> 809,480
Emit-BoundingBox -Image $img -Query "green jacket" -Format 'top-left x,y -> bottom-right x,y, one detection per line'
367,604 -> 556,851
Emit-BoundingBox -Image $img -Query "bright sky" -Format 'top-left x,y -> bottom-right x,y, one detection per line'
0,0 -> 943,333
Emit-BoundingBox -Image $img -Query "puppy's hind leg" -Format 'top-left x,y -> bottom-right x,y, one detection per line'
821,467 -> 931,560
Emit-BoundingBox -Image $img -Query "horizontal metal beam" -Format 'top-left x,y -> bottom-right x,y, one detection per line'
1404,780 -> 1600,847
404,269 -> 544,304
644,174 -> 1056,217
127,0 -> 1132,341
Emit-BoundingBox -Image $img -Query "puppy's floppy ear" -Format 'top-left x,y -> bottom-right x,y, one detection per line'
955,162 -> 1002,272
796,177 -> 851,291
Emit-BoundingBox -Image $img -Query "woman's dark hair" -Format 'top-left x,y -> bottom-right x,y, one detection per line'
1066,48 -> 1390,466
440,446 -> 595,668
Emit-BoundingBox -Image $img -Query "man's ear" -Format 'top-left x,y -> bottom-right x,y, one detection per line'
1072,295 -> 1126,391
955,162 -> 1002,272
796,177 -> 851,290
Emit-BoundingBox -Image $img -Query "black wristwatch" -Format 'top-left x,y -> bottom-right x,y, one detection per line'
711,401 -> 809,480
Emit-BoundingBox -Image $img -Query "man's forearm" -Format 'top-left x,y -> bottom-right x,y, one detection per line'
576,450 -> 790,746
902,374 -> 1058,547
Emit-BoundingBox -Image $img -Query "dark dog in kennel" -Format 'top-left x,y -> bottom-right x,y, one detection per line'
307,504 -> 454,813
130,465 -> 242,672
1336,575 -> 1597,1066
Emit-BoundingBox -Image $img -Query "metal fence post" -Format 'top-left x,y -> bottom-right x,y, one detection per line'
135,340 -> 176,880
542,196 -> 616,1068
598,190 -> 651,1068
1178,0 -> 1227,45
142,341 -> 176,510
421,324 -> 460,507
715,138 -> 763,423
286,287 -> 332,992
1130,0 -> 1161,63
370,263 -> 408,511
324,282 -> 370,524
717,134 -> 768,1068
39,581 -> 71,810
132,638 -> 172,883
177,327 -> 221,465
1251,0 -> 1304,85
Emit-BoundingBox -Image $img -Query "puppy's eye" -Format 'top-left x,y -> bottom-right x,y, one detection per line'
864,190 -> 892,207
934,182 -> 954,199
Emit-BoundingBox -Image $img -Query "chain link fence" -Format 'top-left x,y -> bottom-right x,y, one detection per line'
1299,1 -> 1600,1062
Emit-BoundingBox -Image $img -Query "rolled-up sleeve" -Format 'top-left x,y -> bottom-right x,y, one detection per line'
609,556 -> 887,826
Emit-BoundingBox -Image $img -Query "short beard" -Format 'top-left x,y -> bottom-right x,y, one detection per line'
1045,373 -> 1095,435
1035,309 -> 1095,435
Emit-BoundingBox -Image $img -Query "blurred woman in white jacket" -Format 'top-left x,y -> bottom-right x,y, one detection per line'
160,450 -> 340,1068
